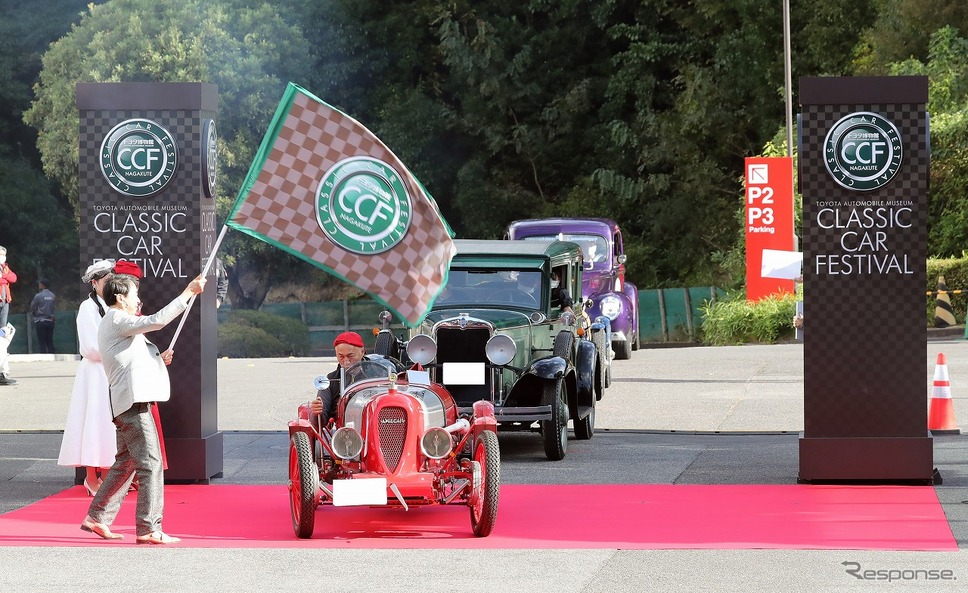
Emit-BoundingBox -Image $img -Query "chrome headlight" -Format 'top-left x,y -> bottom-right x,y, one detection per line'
420,427 -> 452,459
485,334 -> 516,366
600,295 -> 622,320
330,426 -> 364,460
407,334 -> 437,365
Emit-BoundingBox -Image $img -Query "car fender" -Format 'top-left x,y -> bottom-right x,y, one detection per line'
622,281 -> 639,332
288,419 -> 318,440
574,339 -> 596,409
591,316 -> 611,344
526,355 -> 568,381
471,400 -> 498,436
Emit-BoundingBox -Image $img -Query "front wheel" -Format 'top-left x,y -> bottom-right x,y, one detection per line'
470,431 -> 501,537
614,338 -> 632,360
289,431 -> 319,538
541,378 -> 568,461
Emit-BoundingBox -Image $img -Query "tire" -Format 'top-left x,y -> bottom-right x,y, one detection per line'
553,331 -> 575,360
289,431 -> 319,538
614,338 -> 632,360
592,331 -> 607,399
573,403 -> 595,440
541,378 -> 568,461
374,331 -> 396,359
470,431 -> 501,537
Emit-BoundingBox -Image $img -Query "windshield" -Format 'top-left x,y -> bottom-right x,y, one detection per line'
522,234 -> 608,268
340,357 -> 407,391
434,269 -> 541,309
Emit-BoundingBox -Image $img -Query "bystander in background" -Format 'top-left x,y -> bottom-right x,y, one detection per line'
0,246 -> 17,328
0,323 -> 16,386
215,257 -> 228,308
30,278 -> 56,353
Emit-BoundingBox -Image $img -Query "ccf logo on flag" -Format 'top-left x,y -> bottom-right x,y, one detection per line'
227,83 -> 456,327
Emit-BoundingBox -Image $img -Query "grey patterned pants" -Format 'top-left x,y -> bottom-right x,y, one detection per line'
86,403 -> 165,536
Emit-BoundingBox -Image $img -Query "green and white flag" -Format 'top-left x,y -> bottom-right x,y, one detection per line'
227,83 -> 455,327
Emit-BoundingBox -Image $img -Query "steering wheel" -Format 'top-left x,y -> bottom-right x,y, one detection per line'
486,289 -> 538,308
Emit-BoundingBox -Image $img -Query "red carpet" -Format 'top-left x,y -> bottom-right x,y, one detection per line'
0,484 -> 956,550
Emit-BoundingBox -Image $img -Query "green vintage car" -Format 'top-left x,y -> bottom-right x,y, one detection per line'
375,239 -> 608,460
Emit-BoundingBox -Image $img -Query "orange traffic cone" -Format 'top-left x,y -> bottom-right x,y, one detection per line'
929,353 -> 961,435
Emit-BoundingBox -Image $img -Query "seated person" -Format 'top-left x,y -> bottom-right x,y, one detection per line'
310,332 -> 366,425
550,271 -> 574,314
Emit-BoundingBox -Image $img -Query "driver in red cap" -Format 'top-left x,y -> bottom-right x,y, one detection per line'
310,331 -> 365,425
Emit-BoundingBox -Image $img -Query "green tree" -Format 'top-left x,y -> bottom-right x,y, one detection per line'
889,26 -> 968,256
0,158 -> 76,288
853,0 -> 968,73
23,0 -> 316,308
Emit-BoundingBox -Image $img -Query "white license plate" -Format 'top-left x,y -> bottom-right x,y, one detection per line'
443,362 -> 486,385
332,477 -> 388,507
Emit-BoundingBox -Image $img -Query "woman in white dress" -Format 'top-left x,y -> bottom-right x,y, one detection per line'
57,260 -> 116,495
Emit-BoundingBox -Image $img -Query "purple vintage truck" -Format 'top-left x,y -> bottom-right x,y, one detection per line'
507,218 -> 640,359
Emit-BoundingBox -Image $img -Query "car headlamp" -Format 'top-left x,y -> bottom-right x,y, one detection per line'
407,334 -> 437,365
420,427 -> 453,459
330,426 -> 364,460
485,334 -> 516,366
600,295 -> 622,320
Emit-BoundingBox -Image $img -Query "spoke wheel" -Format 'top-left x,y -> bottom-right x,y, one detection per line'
289,431 -> 319,538
470,431 -> 501,537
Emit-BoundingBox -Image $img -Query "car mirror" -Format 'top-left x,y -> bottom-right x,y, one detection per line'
584,298 -> 594,309
378,310 -> 393,329
616,254 -> 627,265
313,376 -> 330,391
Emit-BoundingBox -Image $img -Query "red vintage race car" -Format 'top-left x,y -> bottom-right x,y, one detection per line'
287,353 -> 501,538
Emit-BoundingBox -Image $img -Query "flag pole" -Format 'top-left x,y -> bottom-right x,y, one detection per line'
168,225 -> 229,351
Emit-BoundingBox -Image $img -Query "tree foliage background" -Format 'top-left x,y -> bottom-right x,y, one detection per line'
3,0 -> 968,310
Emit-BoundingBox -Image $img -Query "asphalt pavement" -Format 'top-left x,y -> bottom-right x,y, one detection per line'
2,339 -> 967,592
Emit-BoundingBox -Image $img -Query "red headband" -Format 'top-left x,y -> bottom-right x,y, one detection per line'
333,331 -> 364,348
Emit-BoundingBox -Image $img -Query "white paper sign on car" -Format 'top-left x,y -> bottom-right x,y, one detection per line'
443,362 -> 486,385
332,477 -> 388,506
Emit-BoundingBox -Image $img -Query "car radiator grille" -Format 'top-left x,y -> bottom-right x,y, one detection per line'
377,406 -> 407,471
435,326 -> 491,405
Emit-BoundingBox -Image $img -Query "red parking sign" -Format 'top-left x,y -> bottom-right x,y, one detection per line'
745,157 -> 795,301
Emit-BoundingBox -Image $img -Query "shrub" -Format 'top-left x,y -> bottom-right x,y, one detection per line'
218,309 -> 310,357
926,256 -> 968,325
700,292 -> 797,346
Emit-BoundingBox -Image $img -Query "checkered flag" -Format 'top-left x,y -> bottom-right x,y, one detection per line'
227,83 -> 455,327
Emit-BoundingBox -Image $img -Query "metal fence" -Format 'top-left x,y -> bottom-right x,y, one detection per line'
7,287 -> 725,356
